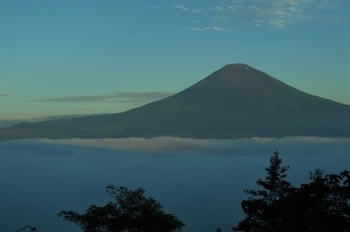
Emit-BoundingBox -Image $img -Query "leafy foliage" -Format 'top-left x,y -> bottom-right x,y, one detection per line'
233,151 -> 350,232
58,185 -> 184,232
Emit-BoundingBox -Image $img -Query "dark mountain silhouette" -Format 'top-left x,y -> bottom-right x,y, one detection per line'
1,64 -> 349,140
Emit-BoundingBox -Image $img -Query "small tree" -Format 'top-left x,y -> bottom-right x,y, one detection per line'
58,185 -> 185,232
233,151 -> 350,231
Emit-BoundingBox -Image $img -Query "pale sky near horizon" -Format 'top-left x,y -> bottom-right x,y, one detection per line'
0,0 -> 349,126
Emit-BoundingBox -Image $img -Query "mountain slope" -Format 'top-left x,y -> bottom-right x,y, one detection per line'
1,64 -> 349,140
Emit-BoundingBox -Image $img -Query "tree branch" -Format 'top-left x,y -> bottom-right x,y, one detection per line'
16,226 -> 37,232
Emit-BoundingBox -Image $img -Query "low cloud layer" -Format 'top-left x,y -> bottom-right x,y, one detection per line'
31,136 -> 350,156
1,137 -> 349,232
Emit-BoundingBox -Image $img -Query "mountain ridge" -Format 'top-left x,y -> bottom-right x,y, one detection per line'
1,63 -> 349,140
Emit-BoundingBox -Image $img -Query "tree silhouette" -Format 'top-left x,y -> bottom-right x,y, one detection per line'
58,185 -> 184,232
232,151 -> 350,231
15,226 -> 37,232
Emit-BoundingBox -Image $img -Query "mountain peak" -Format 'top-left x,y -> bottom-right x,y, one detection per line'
189,63 -> 274,90
224,63 -> 250,68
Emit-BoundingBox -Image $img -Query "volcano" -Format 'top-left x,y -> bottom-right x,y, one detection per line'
1,64 -> 349,140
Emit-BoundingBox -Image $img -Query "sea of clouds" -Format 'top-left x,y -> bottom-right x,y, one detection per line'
1,137 -> 349,232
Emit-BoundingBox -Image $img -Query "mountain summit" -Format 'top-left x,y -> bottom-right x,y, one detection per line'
143,63 -> 347,116
1,64 -> 349,140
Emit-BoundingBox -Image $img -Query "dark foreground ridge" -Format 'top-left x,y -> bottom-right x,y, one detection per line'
1,63 -> 349,140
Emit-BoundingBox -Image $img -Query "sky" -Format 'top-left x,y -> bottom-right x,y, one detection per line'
0,0 -> 349,126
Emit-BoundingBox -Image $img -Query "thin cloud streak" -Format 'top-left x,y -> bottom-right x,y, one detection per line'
172,4 -> 188,11
189,26 -> 230,32
31,91 -> 175,103
0,113 -> 98,128
212,26 -> 229,31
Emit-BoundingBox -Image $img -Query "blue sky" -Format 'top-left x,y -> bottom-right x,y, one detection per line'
0,0 -> 349,126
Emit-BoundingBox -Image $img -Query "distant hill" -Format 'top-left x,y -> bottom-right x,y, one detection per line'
1,64 -> 349,140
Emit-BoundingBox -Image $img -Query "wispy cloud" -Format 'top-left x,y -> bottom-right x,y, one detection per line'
172,13 -> 184,19
213,7 -> 223,11
172,4 -> 188,11
211,26 -> 229,32
189,26 -> 230,32
206,39 -> 226,45
171,0 -> 343,47
231,0 -> 344,27
212,16 -> 227,21
191,7 -> 205,13
33,95 -> 110,102
109,92 -> 175,104
150,6 -> 161,9
269,19 -> 286,28
226,5 -> 242,11
31,92 -> 174,104
208,7 -> 223,11
191,27 -> 209,31
223,1 -> 296,27
175,0 -> 345,29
